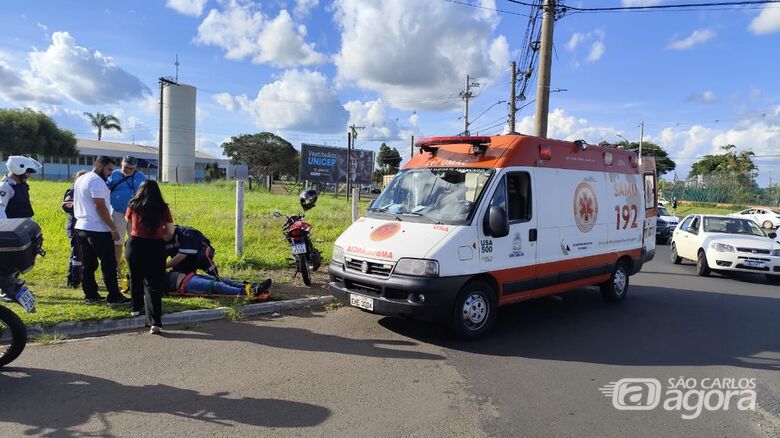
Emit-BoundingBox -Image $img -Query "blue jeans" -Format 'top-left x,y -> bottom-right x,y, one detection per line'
186,275 -> 246,295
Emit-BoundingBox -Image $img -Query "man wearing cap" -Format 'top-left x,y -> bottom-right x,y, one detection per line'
107,156 -> 146,276
0,155 -> 42,220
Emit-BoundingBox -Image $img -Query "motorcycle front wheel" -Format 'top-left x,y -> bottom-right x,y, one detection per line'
295,254 -> 311,286
0,304 -> 27,367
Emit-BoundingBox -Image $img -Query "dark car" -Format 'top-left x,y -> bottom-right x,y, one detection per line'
655,205 -> 679,245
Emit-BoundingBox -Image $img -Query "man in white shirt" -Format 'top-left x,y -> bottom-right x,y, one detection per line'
73,156 -> 130,305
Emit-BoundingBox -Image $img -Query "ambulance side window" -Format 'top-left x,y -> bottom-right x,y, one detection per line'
644,173 -> 655,210
506,172 -> 532,222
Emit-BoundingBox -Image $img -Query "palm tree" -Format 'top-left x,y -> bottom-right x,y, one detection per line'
83,112 -> 122,141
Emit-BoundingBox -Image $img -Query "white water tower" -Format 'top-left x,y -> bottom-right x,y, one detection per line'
162,82 -> 196,183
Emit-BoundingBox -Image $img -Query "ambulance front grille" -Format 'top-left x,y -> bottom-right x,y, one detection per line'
344,257 -> 394,277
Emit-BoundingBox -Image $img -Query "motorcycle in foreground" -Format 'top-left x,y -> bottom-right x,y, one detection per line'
0,218 -> 43,368
273,190 -> 322,286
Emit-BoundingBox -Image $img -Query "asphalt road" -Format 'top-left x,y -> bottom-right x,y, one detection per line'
1,245 -> 778,437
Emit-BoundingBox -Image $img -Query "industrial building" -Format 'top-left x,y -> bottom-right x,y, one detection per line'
1,138 -> 227,182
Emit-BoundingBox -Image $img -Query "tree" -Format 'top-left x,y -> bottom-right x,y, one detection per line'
83,112 -> 122,141
376,143 -> 402,174
221,132 -> 298,182
615,141 -> 676,176
0,108 -> 78,158
689,144 -> 758,188
203,163 -> 222,182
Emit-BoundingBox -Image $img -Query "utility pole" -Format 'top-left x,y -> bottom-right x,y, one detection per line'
509,61 -> 517,133
639,121 -> 645,165
175,54 -> 180,82
534,0 -> 556,138
346,124 -> 364,201
460,75 -> 480,136
410,135 -> 414,159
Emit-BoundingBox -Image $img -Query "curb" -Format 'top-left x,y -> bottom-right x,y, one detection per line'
27,295 -> 336,338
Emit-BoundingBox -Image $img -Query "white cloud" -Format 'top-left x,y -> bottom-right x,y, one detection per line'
196,137 -> 226,158
0,32 -> 148,105
294,0 -> 319,17
749,6 -> 780,35
220,69 -> 348,133
586,41 -> 605,62
566,33 -> 584,51
195,1 -> 325,68
566,29 -> 606,65
344,99 -> 399,139
517,108 -> 620,142
667,29 -> 716,50
213,92 -> 237,111
332,0 -> 509,110
166,0 -> 208,17
688,90 -> 717,104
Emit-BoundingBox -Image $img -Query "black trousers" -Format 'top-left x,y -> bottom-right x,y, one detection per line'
77,230 -> 120,300
126,236 -> 167,327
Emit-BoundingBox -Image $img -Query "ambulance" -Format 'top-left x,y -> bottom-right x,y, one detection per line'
328,135 -> 657,339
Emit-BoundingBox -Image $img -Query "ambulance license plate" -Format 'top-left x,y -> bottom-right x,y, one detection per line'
743,260 -> 764,268
291,243 -> 307,254
350,294 -> 374,311
15,287 -> 36,313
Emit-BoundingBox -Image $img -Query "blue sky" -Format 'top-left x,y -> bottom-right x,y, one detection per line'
0,0 -> 778,185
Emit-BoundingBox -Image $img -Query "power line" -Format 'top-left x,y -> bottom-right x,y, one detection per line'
558,0 -> 780,12
440,0 -> 531,16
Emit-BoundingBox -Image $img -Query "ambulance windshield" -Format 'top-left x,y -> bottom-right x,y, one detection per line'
368,167 -> 494,224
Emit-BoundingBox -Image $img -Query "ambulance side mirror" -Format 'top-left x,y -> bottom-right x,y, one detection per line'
488,206 -> 509,238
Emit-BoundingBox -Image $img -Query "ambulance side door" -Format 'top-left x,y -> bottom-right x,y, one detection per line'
478,169 -> 538,296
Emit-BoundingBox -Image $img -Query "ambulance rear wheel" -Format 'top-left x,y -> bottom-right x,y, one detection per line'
450,280 -> 497,340
600,260 -> 629,302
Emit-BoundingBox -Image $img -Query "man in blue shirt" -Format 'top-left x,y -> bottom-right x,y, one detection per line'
107,156 -> 146,276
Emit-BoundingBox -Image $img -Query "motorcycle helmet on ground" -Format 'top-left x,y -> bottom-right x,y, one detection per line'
299,190 -> 318,211
6,156 -> 42,176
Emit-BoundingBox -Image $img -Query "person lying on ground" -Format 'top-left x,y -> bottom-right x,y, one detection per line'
166,271 -> 271,299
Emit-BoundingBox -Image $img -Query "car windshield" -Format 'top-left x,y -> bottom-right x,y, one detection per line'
658,206 -> 671,216
703,217 -> 766,237
772,210 -> 780,215
368,167 -> 494,224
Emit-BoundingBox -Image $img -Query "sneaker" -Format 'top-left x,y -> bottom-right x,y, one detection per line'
130,309 -> 145,317
84,296 -> 105,304
0,292 -> 14,303
149,326 -> 162,335
107,295 -> 131,306
251,279 -> 273,296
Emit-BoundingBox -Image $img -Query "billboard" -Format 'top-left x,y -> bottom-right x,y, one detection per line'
299,143 -> 375,184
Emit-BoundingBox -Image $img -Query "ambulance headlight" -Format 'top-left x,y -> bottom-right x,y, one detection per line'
394,258 -> 439,277
332,245 -> 344,264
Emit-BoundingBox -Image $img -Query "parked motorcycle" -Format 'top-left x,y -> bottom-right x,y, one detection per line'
274,190 -> 322,286
0,218 -> 43,368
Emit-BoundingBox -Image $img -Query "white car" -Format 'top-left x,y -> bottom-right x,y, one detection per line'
670,214 -> 780,284
730,207 -> 780,229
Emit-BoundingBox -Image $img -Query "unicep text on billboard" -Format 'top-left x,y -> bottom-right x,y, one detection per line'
300,143 -> 374,184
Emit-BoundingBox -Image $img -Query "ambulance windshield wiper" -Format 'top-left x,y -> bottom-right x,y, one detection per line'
401,212 -> 441,224
368,207 -> 403,221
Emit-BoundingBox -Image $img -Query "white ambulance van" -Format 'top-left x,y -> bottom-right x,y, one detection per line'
329,135 -> 657,339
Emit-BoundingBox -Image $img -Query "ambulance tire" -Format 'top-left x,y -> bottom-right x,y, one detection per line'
450,280 -> 497,340
600,260 -> 629,302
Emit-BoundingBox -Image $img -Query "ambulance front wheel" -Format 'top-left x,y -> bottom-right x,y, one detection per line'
450,280 -> 497,340
600,260 -> 629,302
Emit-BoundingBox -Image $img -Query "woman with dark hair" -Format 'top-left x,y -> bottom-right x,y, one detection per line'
125,180 -> 174,334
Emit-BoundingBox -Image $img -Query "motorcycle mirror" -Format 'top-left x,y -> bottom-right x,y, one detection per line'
273,211 -> 282,218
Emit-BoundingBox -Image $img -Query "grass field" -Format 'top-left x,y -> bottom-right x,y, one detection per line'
673,205 -> 737,217
6,180 -> 367,326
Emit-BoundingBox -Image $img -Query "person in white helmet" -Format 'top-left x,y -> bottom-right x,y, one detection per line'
0,155 -> 42,220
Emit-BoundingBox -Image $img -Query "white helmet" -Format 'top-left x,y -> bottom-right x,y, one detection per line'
6,156 -> 42,176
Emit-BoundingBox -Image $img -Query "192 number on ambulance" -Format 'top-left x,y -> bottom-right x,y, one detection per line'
615,204 -> 638,230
